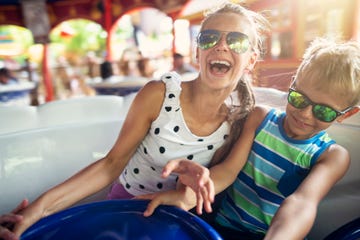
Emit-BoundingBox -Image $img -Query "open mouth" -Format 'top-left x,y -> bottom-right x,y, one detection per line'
209,60 -> 231,74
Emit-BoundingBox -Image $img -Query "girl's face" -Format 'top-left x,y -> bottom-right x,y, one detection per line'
283,77 -> 351,139
197,12 -> 257,92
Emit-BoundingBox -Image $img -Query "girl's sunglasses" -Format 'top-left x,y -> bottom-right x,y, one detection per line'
196,29 -> 251,54
288,88 -> 353,122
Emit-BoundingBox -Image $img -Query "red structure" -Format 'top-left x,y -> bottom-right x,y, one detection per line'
0,0 -> 188,101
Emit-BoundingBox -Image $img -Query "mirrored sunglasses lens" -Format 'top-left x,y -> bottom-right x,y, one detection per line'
313,105 -> 337,122
227,32 -> 250,53
288,91 -> 309,108
198,30 -> 220,50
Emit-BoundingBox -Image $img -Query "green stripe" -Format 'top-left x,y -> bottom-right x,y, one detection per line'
230,187 -> 273,225
243,162 -> 280,194
256,131 -> 312,168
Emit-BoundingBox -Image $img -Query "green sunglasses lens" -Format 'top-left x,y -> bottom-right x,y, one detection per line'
288,90 -> 338,122
197,30 -> 220,50
227,32 -> 250,53
197,30 -> 250,53
313,105 -> 337,122
288,91 -> 309,108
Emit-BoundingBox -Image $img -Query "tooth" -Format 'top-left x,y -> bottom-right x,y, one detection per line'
210,60 -> 230,66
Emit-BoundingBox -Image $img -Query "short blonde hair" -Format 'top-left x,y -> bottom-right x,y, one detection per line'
295,38 -> 360,106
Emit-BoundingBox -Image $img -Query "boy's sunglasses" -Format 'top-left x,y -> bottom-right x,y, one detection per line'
287,88 -> 353,122
197,29 -> 251,54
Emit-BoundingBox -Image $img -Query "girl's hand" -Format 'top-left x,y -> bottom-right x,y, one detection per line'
136,187 -> 197,217
0,199 -> 29,240
162,159 -> 215,214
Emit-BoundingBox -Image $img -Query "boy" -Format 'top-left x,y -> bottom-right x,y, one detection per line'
142,37 -> 360,240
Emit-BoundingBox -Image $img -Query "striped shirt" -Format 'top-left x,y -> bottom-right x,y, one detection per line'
215,109 -> 335,234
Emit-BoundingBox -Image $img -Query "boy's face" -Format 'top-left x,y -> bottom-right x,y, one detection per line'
283,77 -> 351,140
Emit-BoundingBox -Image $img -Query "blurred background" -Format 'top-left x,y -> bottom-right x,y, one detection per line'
0,0 -> 359,105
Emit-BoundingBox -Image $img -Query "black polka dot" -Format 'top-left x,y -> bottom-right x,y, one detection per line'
175,108 -> 180,112
173,126 -> 180,132
125,183 -> 131,189
157,183 -> 163,189
124,169 -> 127,175
207,145 -> 214,150
151,166 -> 156,171
175,176 -> 179,182
187,155 -> 193,160
154,128 -> 160,134
224,134 -> 229,140
165,106 -> 172,112
198,139 -> 204,142
159,146 -> 165,154
139,184 -> 145,189
169,93 -> 175,98
133,168 -> 139,174
144,147 -> 148,154
165,75 -> 171,79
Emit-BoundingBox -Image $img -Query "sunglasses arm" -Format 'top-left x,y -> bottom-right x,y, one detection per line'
337,106 -> 360,123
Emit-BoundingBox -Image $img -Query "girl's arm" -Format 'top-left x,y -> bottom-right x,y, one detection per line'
10,80 -> 165,238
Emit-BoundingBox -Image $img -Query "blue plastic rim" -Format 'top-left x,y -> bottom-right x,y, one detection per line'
21,199 -> 223,240
324,217 -> 360,240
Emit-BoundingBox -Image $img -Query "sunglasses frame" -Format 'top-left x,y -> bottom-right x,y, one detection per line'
287,88 -> 353,122
196,29 -> 251,54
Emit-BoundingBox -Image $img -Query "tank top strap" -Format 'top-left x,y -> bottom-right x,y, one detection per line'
160,72 -> 182,111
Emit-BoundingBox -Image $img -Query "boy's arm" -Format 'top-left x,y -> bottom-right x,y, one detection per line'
209,106 -> 267,193
264,144 -> 350,240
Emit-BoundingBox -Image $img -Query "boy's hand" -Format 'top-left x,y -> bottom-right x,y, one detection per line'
0,199 -> 29,240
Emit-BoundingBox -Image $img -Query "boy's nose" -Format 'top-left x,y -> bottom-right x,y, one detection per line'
298,105 -> 313,119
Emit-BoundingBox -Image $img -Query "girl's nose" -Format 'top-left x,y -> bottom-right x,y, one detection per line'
214,34 -> 229,52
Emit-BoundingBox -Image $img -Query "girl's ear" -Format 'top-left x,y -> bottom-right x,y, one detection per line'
337,106 -> 360,123
245,51 -> 258,73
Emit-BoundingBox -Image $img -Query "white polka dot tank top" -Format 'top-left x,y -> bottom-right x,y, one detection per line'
119,72 -> 230,196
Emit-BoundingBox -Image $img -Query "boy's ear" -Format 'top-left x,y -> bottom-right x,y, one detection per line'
337,106 -> 360,123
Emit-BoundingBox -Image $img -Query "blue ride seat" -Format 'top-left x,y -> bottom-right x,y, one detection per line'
323,217 -> 360,240
21,200 -> 223,240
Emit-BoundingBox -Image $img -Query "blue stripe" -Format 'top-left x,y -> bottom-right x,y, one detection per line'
232,178 -> 279,215
219,192 -> 269,232
248,151 -> 284,180
238,171 -> 283,204
252,141 -> 296,174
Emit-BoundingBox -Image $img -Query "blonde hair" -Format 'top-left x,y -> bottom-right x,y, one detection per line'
200,1 -> 270,56
205,2 -> 271,166
296,38 -> 360,106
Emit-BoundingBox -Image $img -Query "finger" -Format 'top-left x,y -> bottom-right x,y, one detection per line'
196,191 -> 204,215
201,180 -> 214,203
199,184 -> 213,214
0,214 -> 22,225
133,193 -> 156,200
207,179 -> 215,203
203,188 -> 213,214
143,198 -> 162,217
0,227 -> 18,240
12,199 -> 28,214
162,159 -> 183,178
